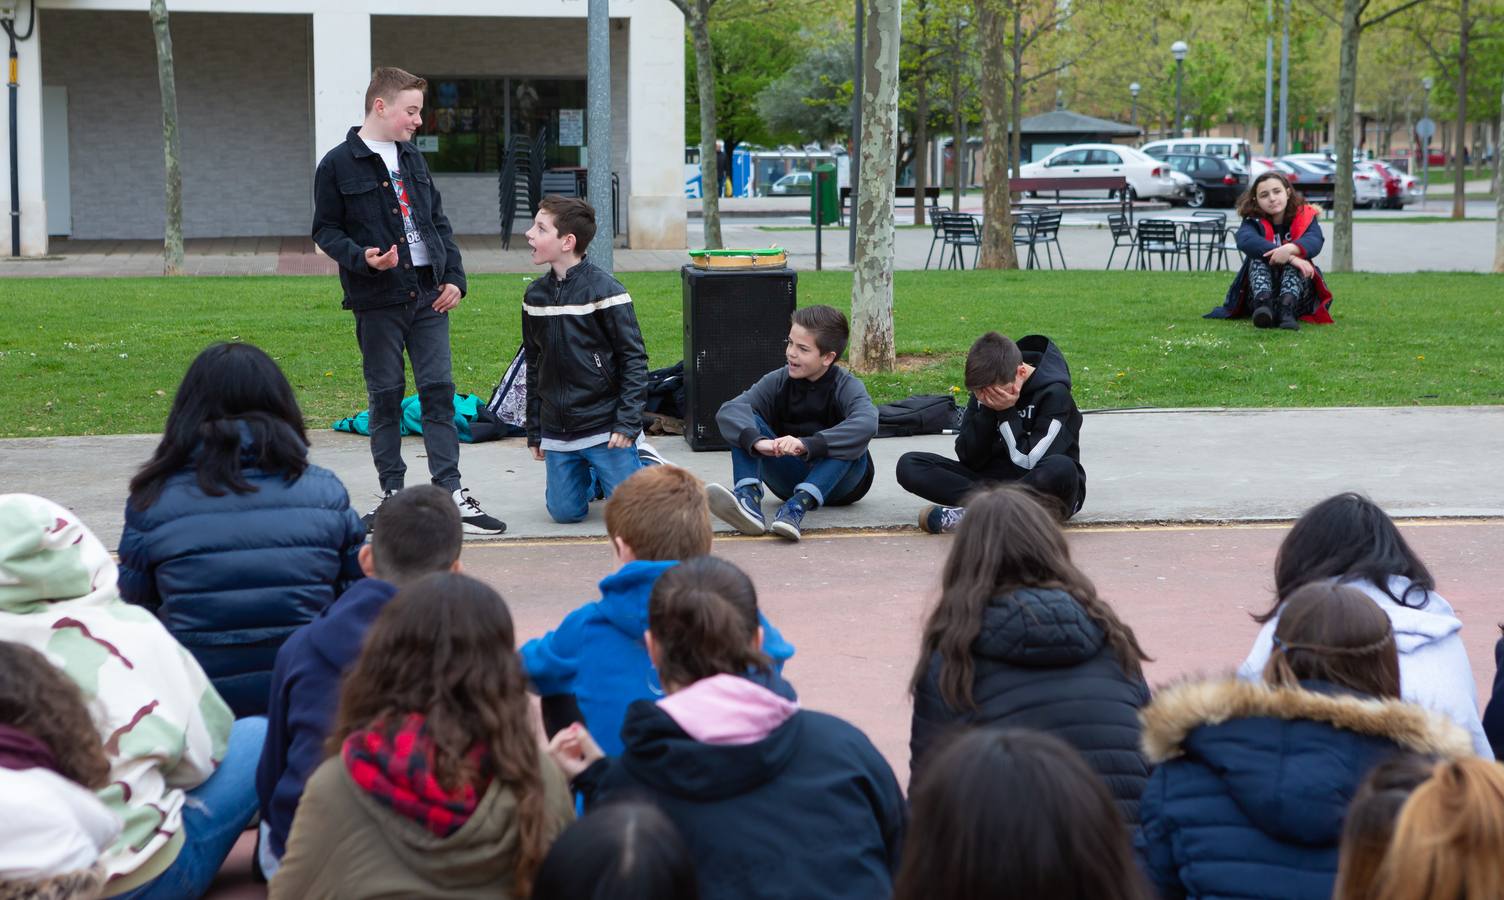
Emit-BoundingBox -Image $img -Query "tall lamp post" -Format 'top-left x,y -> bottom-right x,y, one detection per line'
1171,41 -> 1188,139
1129,82 -> 1141,131
1420,76 -> 1434,206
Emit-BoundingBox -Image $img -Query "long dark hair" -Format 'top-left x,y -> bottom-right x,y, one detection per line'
328,573 -> 550,895
892,728 -> 1152,900
1262,582 -> 1401,699
532,802 -> 699,900
1255,492 -> 1435,623
1236,170 -> 1308,222
128,342 -> 309,509
648,556 -> 770,690
0,641 -> 111,789
911,486 -> 1149,710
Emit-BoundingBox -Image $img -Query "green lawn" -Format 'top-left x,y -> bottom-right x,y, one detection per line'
1,270 -> 1500,438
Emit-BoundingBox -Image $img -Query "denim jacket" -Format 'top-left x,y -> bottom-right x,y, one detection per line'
312,127 -> 467,311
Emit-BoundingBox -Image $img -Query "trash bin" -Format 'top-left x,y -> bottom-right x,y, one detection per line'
811,163 -> 839,226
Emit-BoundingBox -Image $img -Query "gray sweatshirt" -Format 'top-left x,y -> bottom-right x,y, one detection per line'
716,365 -> 878,461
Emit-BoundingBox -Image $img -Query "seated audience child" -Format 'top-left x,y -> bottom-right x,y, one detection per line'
256,484 -> 463,878
895,332 -> 1084,534
1332,754 -> 1438,900
1364,757 -> 1504,900
532,802 -> 698,900
270,572 -> 574,898
908,486 -> 1151,821
1238,492 -> 1491,757
893,729 -> 1152,900
706,305 -> 878,542
1205,170 -> 1333,329
546,556 -> 906,900
0,641 -> 120,900
118,341 -> 365,716
0,494 -> 255,900
1483,629 -> 1504,758
1135,583 -> 1474,900
523,196 -> 650,524
521,466 -> 793,756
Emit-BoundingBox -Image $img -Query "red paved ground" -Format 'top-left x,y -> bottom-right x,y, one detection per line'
207,520 -> 1504,897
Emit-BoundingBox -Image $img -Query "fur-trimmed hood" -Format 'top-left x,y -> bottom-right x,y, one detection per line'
1141,677 -> 1473,847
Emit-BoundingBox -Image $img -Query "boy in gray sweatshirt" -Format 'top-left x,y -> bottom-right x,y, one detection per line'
706,305 -> 878,542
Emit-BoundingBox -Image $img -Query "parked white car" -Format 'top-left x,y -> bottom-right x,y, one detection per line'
1018,144 -> 1179,200
1284,153 -> 1385,208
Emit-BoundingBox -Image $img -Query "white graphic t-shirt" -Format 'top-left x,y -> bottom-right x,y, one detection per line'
360,137 -> 432,267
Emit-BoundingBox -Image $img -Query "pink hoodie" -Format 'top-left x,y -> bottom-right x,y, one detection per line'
657,674 -> 799,746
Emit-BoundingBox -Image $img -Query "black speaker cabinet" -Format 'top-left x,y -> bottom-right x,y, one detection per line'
681,265 -> 798,451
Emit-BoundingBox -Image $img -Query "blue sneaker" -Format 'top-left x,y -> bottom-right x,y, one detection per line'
769,497 -> 808,542
919,504 -> 965,534
707,483 -> 767,535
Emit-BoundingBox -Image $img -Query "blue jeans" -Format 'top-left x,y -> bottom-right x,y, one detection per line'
116,716 -> 267,900
731,415 -> 873,507
545,441 -> 644,523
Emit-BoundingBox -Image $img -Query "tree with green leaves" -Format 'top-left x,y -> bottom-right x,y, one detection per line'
670,0 -> 728,249
851,0 -> 902,372
757,25 -> 856,144
687,6 -> 816,167
975,0 -> 1018,268
149,0 -> 184,276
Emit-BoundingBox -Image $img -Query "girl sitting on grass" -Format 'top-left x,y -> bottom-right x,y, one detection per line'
1206,170 -> 1333,330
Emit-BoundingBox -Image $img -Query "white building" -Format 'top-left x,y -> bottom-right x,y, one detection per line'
1,0 -> 687,255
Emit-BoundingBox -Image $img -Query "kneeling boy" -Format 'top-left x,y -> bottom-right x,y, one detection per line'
896,332 -> 1084,533
706,305 -> 878,542
520,465 -> 794,755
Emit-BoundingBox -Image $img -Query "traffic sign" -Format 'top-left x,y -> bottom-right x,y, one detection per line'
1415,117 -> 1436,140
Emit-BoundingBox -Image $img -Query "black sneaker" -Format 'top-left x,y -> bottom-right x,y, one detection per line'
361,489 -> 396,532
919,504 -> 966,534
1251,304 -> 1275,329
707,483 -> 767,535
1277,302 -> 1300,331
453,489 -> 507,535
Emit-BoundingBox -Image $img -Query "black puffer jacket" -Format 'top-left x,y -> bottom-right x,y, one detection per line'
909,587 -> 1151,821
522,257 -> 648,445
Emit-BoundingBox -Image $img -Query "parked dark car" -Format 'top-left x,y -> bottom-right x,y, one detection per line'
1164,154 -> 1249,208
1273,158 -> 1335,208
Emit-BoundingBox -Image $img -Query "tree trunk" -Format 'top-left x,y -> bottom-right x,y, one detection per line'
687,2 -> 723,249
850,0 -> 901,373
1494,76 -> 1503,272
914,78 -> 929,225
975,0 -> 1018,269
949,18 -> 963,210
150,0 -> 184,276
1331,0 -> 1360,272
1008,4 -> 1023,180
1452,0 -> 1468,220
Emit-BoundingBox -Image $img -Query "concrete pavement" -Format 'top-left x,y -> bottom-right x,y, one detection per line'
4,405 -> 1502,550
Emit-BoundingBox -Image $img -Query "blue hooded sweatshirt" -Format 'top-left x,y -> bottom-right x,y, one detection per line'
255,577 -> 398,861
520,559 -> 796,757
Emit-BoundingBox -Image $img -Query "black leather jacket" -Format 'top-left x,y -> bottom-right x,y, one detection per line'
312,127 -> 466,310
522,258 -> 649,445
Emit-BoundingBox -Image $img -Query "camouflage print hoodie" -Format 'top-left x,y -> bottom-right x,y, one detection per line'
0,494 -> 232,886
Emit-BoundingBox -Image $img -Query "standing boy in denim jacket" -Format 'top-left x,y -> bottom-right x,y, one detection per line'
523,196 -> 650,523
311,66 -> 504,535
706,305 -> 878,542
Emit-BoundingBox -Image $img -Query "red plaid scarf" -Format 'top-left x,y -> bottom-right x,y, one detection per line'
343,712 -> 494,838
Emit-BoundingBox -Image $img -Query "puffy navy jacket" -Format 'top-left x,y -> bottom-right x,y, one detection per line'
118,426 -> 365,717
1134,678 -> 1474,900
909,586 -> 1151,821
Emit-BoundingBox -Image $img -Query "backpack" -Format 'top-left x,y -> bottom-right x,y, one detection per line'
876,394 -> 961,438
487,346 -> 528,430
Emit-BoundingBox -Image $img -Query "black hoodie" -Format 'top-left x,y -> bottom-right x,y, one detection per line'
953,334 -> 1085,502
575,672 -> 906,900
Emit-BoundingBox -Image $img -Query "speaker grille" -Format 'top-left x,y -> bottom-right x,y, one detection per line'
681,266 -> 798,451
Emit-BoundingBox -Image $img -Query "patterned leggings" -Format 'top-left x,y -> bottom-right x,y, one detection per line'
1245,257 -> 1305,307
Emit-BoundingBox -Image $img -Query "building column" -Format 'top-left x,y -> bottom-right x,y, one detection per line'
626,2 -> 686,249
2,8 -> 46,256
311,11 -> 370,164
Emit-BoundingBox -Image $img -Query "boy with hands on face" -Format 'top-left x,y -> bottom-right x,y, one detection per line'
895,332 -> 1085,534
706,305 -> 878,542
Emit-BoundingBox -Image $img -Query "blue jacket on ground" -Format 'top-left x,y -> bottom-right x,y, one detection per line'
1134,678 -> 1474,900
254,577 -> 397,862
117,423 -> 366,717
520,559 -> 795,757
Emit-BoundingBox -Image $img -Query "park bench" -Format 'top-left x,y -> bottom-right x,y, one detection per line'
1010,176 -> 1132,222
839,185 -> 944,222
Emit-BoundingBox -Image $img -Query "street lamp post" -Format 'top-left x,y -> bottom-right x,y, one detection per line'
1420,76 -> 1434,207
1171,41 -> 1188,139
1129,82 -> 1141,130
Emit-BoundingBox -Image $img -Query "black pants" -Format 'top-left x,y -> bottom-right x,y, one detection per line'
895,451 -> 1082,518
352,267 -> 460,493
